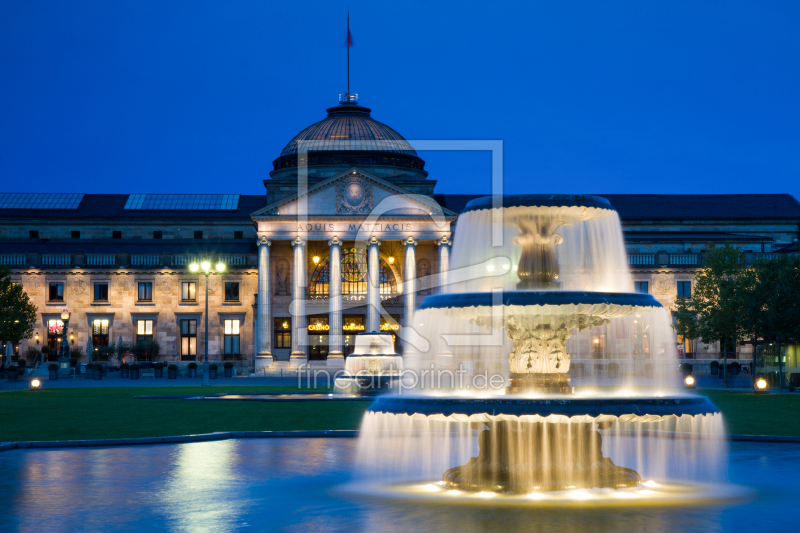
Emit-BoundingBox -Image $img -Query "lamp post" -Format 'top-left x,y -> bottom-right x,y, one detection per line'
58,308 -> 71,375
189,259 -> 226,386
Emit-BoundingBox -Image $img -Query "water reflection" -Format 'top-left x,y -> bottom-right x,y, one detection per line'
0,439 -> 795,532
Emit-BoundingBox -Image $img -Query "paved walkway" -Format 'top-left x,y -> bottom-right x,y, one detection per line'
0,375 -> 332,390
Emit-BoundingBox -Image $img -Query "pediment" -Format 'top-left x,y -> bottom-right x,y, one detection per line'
251,167 -> 457,219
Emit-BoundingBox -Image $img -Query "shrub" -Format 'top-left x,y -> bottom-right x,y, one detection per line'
209,364 -> 218,370
70,357 -> 78,367
70,347 -> 84,360
681,363 -> 693,372
153,362 -> 164,369
48,364 -> 58,371
188,362 -> 198,369
121,363 -> 130,370
223,362 -> 234,369
130,364 -> 140,370
168,364 -> 178,370
41,346 -> 50,355
17,359 -> 27,369
16,366 -> 25,375
7,365 -> 18,374
97,345 -> 115,361
131,339 -> 161,361
731,361 -> 742,369
25,347 -> 40,362
710,361 -> 720,368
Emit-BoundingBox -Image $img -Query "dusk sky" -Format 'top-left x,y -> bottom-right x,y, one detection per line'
1,0 -> 798,200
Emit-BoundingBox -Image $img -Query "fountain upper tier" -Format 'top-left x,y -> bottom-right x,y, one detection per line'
448,194 -> 632,293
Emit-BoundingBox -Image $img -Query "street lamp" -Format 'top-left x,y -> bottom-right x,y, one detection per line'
58,308 -> 71,374
189,259 -> 226,386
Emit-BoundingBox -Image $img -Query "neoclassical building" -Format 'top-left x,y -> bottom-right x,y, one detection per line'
1,95 -> 799,369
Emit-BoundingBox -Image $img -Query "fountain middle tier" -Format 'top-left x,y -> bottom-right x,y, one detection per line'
410,290 -> 665,393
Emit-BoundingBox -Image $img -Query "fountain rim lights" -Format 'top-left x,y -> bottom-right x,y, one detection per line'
418,290 -> 663,310
461,194 -> 616,214
366,396 -> 720,419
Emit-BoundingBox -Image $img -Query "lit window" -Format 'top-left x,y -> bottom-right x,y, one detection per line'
223,319 -> 240,355
182,282 -> 196,301
92,319 -> 109,349
274,318 -> 291,349
136,319 -> 153,342
180,319 -> 197,359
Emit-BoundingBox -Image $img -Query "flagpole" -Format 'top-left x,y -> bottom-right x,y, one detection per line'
347,12 -> 350,98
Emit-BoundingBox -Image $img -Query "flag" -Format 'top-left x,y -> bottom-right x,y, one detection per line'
347,28 -> 353,47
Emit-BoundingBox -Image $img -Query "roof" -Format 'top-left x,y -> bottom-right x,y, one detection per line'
278,102 -> 417,157
435,194 -> 800,221
0,194 -> 265,221
0,240 -> 255,254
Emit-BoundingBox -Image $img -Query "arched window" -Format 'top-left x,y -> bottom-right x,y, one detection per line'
310,248 -> 397,298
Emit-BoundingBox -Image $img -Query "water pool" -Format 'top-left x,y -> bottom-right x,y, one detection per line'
0,439 -> 797,532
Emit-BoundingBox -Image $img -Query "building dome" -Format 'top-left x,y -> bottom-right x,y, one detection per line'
270,97 -> 427,182
278,102 -> 417,157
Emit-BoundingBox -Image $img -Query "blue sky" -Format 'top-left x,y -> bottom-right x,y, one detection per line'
1,0 -> 798,199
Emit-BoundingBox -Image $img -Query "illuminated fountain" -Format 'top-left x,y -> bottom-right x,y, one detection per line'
334,332 -> 403,395
355,195 -> 726,499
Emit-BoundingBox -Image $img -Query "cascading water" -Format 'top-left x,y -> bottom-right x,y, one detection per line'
353,194 -> 729,503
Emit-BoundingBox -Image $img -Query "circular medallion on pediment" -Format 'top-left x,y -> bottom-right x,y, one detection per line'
70,277 -> 87,295
654,274 -> 672,295
159,277 -> 174,295
24,275 -> 43,295
116,276 -> 133,295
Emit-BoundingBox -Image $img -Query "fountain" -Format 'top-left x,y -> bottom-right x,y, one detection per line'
334,332 -> 404,395
355,194 -> 725,498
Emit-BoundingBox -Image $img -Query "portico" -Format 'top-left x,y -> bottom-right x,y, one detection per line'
251,167 -> 456,367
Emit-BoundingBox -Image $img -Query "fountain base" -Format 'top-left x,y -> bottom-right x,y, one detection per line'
507,372 -> 572,394
442,421 -> 640,493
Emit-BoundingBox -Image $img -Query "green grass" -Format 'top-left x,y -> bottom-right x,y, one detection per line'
700,389 -> 800,437
0,386 -> 370,442
1,387 -> 798,442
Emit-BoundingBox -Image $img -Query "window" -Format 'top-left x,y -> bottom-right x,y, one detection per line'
138,282 -> 153,301
181,282 -> 196,301
153,231 -> 162,239
308,316 -> 329,360
309,248 -> 397,298
194,231 -> 203,239
47,319 -> 64,358
223,319 -> 240,355
112,231 -> 122,239
634,282 -> 649,294
677,281 -> 692,299
274,318 -> 291,349
49,283 -> 64,301
225,282 -> 240,301
92,319 -> 109,350
234,230 -> 243,239
94,283 -> 108,301
136,319 -> 153,342
71,230 -> 80,239
343,315 -> 365,355
180,319 -> 197,360
29,230 -> 39,238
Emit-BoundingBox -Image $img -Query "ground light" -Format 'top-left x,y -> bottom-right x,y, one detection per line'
29,379 -> 42,390
684,375 -> 696,389
755,377 -> 768,394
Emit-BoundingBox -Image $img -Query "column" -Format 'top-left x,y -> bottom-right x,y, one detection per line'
403,236 -> 417,329
437,236 -> 451,293
327,236 -> 344,366
255,237 -> 273,370
290,237 -> 308,366
366,236 -> 381,332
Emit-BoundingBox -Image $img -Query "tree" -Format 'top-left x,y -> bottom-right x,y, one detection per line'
673,244 -> 748,388
741,254 -> 800,389
0,266 -> 38,364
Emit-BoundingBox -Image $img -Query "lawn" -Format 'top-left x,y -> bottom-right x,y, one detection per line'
1,387 -> 798,442
0,386 -> 370,442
